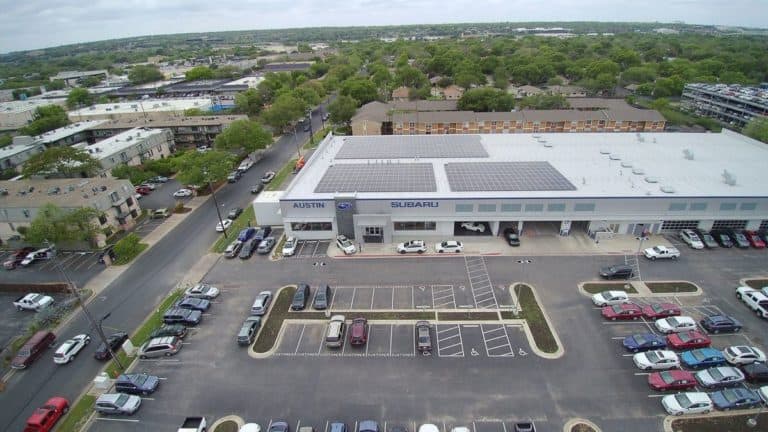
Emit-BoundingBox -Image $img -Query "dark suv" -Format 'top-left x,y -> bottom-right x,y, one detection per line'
291,283 -> 310,310
115,373 -> 159,395
415,321 -> 433,353
599,264 -> 633,280
313,285 -> 330,310
349,317 -> 368,346
711,230 -> 734,248
700,315 -> 742,334
503,228 -> 520,246
253,226 -> 273,242
94,332 -> 129,361
162,308 -> 202,326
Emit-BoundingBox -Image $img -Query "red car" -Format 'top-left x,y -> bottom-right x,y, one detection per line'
744,231 -> 766,249
601,303 -> 643,320
647,370 -> 697,391
349,317 -> 368,346
3,247 -> 35,270
666,330 -> 711,350
135,186 -> 152,195
24,396 -> 69,432
642,303 -> 682,319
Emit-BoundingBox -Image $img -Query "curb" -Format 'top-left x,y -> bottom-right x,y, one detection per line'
211,415 -> 245,431
661,408 -> 765,432
563,418 -> 602,432
740,276 -> 768,288
577,280 -> 702,299
248,285 -> 295,359
511,283 -> 565,359
331,251 -> 631,259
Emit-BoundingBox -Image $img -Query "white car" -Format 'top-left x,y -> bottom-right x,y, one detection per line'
695,366 -> 745,388
53,334 -> 91,364
261,171 -> 276,184
679,229 -> 704,249
173,188 -> 193,198
661,392 -> 713,416
418,425 -> 441,432
723,345 -> 767,365
759,385 -> 768,405
591,290 -> 630,307
184,283 -> 220,300
336,235 -> 357,255
134,193 -> 143,200
216,219 -> 233,232
655,316 -> 697,334
435,240 -> 463,253
397,240 -> 427,254
633,350 -> 680,370
460,222 -> 486,233
282,236 -> 298,256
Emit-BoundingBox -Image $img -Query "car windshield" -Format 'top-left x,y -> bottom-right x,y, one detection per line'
678,333 -> 692,342
723,389 -> 739,402
419,335 -> 430,343
675,393 -> 692,407
611,305 -> 623,313
652,304 -> 664,313
660,371 -> 674,384
633,335 -> 647,345
646,351 -> 660,362
115,394 -> 129,406
709,369 -> 723,380
667,318 -> 680,326
133,374 -> 148,385
692,350 -> 707,361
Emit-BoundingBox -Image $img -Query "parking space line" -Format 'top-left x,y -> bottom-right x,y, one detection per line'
371,287 -> 376,310
366,326 -> 371,355
391,288 -> 395,310
94,418 -> 140,423
501,422 -> 507,432
317,323 -> 327,354
411,286 -> 415,309
329,287 -> 336,310
294,324 -> 306,354
350,287 -> 357,308
389,324 -> 394,355
325,421 -> 329,432
297,420 -> 301,431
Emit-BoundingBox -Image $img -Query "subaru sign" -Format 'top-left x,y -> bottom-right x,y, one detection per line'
391,201 -> 439,208
337,202 -> 352,210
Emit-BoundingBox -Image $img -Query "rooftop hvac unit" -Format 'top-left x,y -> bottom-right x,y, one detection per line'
660,186 -> 676,194
632,168 -> 645,175
683,149 -> 694,160
621,162 -> 633,168
722,170 -> 737,186
599,148 -> 611,154
609,154 -> 621,160
644,176 -> 659,183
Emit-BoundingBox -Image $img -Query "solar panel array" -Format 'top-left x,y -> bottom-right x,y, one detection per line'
445,162 -> 577,192
335,135 -> 488,159
315,163 -> 437,193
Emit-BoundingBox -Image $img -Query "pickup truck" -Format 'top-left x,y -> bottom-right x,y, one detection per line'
735,286 -> 768,319
178,416 -> 207,432
14,293 -> 54,311
643,245 -> 680,260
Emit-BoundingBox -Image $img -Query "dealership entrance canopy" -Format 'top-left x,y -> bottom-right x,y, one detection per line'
261,130 -> 768,243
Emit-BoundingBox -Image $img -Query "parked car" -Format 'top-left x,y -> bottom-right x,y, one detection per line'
151,208 -> 170,219
643,245 -> 680,260
679,229 -> 704,249
349,317 -> 369,346
93,332 -> 128,361
397,240 -> 427,254
227,207 -> 243,220
250,184 -> 264,194
269,420 -> 290,432
591,290 -> 630,307
292,283 -> 310,310
115,373 -> 159,395
601,303 -> 643,320
435,240 -> 463,253
358,420 -> 379,432
666,330 -> 711,350
237,227 -> 256,242
729,230 -> 751,248
710,387 -> 762,411
622,333 -> 667,353
237,316 -> 261,346
21,246 -> 56,267
184,283 -> 219,299
648,370 -> 696,391
14,293 -> 55,311
711,230 -> 734,248
174,297 -> 211,312
162,308 -> 202,326
253,226 -> 272,242
94,393 -> 141,415
24,397 -> 69,432
12,330 -> 55,369
137,182 -> 155,191
135,186 -> 151,195
257,237 -> 276,254
138,336 -> 182,359
336,235 -> 357,254
680,348 -> 726,369
642,303 -> 681,319
740,362 -> 768,383
695,366 -> 746,389
251,291 -> 272,316
147,176 -> 168,183
460,222 -> 486,233
150,324 -> 188,339
239,238 -> 258,259
661,392 -> 713,416
224,240 -> 243,258
3,247 -> 34,270
723,346 -> 766,365
418,425 -> 438,432
216,219 -> 233,232
53,334 -> 90,364
503,228 -> 521,246
599,264 -> 633,279
655,316 -> 697,334
700,315 -> 742,333
227,170 -> 242,183
415,321 -> 433,353
512,422 -> 535,432
313,285 -> 330,310
282,236 -> 298,256
173,188 -> 193,198
693,229 -> 719,248
325,315 -> 346,348
261,171 -> 276,184
633,350 -> 680,370
744,230 -> 766,248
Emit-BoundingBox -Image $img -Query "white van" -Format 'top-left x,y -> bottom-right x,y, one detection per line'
325,315 -> 346,348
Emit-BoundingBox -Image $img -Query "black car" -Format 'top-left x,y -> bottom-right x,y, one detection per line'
291,283 -> 310,310
694,229 -> 719,248
711,230 -> 734,248
237,316 -> 261,346
227,171 -> 242,183
239,238 -> 258,259
599,264 -> 633,280
150,324 -> 188,339
728,230 -> 751,248
503,228 -> 520,246
741,362 -> 768,383
227,207 -> 243,220
162,308 -> 202,326
250,184 -> 264,194
313,285 -> 331,310
269,420 -> 290,432
700,314 -> 742,333
415,321 -> 433,353
115,373 -> 160,395
94,332 -> 129,360
253,226 -> 273,242
174,297 -> 210,312
513,422 -> 535,432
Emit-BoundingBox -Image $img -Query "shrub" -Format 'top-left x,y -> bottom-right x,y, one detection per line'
112,233 -> 147,265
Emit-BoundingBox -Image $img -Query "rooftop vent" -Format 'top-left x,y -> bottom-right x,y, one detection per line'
609,154 -> 621,160
683,149 -> 694,160
722,170 -> 737,186
632,168 -> 645,175
660,186 -> 676,194
599,148 -> 611,154
620,162 -> 633,168
644,176 -> 659,183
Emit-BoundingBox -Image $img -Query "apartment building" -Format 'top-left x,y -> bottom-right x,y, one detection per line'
75,128 -> 174,171
87,115 -> 247,148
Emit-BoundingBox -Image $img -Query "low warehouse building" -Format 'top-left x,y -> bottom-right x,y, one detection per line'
263,130 -> 768,244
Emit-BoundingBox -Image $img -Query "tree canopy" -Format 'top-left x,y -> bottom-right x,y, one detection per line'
261,93 -> 306,132
171,150 -> 234,186
517,93 -> 570,110
22,146 -> 101,178
214,119 -> 272,155
185,66 -> 215,81
66,87 -> 94,109
19,105 -> 70,136
328,95 -> 358,127
743,117 -> 768,144
23,204 -> 100,245
457,88 -> 515,112
128,65 -> 164,85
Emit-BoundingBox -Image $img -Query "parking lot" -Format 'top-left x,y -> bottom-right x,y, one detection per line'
288,240 -> 332,258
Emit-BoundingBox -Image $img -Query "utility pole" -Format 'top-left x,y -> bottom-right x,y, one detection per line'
307,108 -> 315,147
209,180 -> 227,239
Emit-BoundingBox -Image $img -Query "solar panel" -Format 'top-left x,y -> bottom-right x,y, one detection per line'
315,163 -> 436,193
445,162 -> 576,192
335,135 -> 488,159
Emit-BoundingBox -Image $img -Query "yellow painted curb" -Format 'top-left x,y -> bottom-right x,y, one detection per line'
510,283 -> 564,359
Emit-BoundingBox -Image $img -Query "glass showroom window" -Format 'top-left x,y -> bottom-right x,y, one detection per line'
291,222 -> 333,231
394,222 -> 437,231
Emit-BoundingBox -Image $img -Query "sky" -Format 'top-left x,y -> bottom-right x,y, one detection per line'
1,0 -> 767,53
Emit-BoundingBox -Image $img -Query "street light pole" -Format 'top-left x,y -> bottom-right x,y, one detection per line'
307,108 -> 315,147
209,181 -> 227,239
293,124 -> 301,158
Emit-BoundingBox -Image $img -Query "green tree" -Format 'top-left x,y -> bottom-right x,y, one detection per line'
22,147 -> 101,178
46,80 -> 65,91
66,87 -> 94,109
111,164 -> 153,185
185,66 -> 215,81
80,76 -> 102,87
261,94 -> 306,132
340,78 -> 378,105
653,76 -> 685,97
457,88 -> 515,112
128,65 -> 163,85
293,86 -> 321,108
743,117 -> 768,144
518,93 -> 569,110
492,66 -> 510,89
172,150 -> 234,186
394,65 -> 429,89
309,62 -> 330,78
23,204 -> 99,245
610,49 -> 642,70
0,134 -> 13,148
453,60 -> 486,89
214,119 -> 272,155
19,105 -> 70,136
585,60 -> 621,80
234,89 -> 264,117
328,95 -> 358,127
297,43 -> 312,53
620,66 -> 657,85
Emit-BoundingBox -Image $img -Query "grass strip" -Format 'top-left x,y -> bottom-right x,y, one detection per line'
252,286 -> 297,353
671,414 -> 767,431
514,284 -> 559,354
438,311 -> 499,321
211,206 -> 257,253
55,394 -> 96,432
303,127 -> 330,150
582,282 -> 638,294
744,279 -> 768,289
267,158 -> 298,191
645,281 -> 698,293
570,425 -> 597,432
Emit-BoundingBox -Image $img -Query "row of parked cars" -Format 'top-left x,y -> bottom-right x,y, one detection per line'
224,226 -> 275,259
679,228 -> 768,250
237,420 -> 536,432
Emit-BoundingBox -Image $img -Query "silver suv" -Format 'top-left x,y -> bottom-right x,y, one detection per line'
138,336 -> 182,359
94,393 -> 141,415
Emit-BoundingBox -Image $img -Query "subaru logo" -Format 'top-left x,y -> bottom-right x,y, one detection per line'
337,202 -> 352,210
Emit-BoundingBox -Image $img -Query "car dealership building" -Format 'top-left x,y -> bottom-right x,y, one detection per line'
255,130 -> 768,243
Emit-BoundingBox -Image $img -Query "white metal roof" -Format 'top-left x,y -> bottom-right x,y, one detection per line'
68,98 -> 212,116
74,127 -> 166,159
33,120 -> 107,144
0,99 -> 67,114
283,130 -> 768,200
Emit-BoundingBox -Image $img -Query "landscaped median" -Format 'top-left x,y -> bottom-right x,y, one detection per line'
581,282 -> 638,294
501,284 -> 562,356
212,206 -> 256,253
644,281 -> 699,294
55,395 -> 96,432
666,410 -> 767,432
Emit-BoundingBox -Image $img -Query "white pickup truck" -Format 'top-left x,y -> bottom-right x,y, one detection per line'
14,293 -> 54,311
178,417 -> 207,432
643,245 -> 680,260
736,286 -> 768,319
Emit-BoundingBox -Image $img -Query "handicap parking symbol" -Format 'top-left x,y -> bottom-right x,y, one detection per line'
470,348 -> 479,356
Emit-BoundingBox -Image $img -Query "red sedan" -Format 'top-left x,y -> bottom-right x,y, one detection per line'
666,330 -> 711,350
642,303 -> 682,319
601,303 -> 643,320
135,186 -> 152,195
24,396 -> 69,432
648,370 -> 697,391
745,231 -> 766,249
